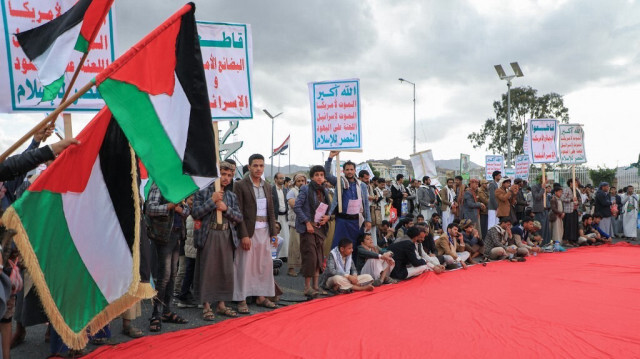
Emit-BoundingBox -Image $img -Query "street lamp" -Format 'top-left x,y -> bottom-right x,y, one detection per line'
263,108 -> 283,178
494,62 -> 524,167
398,78 -> 416,154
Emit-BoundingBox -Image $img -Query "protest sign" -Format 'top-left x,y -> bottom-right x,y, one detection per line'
515,154 -> 530,180
411,150 -> 440,187
485,155 -> 504,181
558,124 -> 587,164
460,153 -> 470,180
356,162 -> 373,177
523,119 -> 532,160
0,0 -> 115,112
197,21 -> 253,120
308,79 -> 361,150
529,119 -> 558,164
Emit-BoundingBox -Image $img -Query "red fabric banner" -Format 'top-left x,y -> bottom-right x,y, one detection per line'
88,243 -> 640,358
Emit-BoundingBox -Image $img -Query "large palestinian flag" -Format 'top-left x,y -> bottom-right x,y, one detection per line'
16,0 -> 113,101
96,2 -> 217,203
1,108 -> 154,349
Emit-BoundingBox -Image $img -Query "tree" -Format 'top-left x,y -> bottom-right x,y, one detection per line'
468,86 -> 570,159
589,167 -> 616,187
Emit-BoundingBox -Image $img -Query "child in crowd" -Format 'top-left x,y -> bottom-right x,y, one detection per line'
319,238 -> 374,293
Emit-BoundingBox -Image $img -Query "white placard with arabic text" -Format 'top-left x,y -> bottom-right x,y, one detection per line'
0,0 -> 115,112
485,155 -> 505,181
197,21 -> 253,120
558,124 -> 586,164
529,119 -> 558,164
309,78 -> 361,150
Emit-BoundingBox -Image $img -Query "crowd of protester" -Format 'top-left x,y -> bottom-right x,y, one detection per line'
0,140 -> 638,357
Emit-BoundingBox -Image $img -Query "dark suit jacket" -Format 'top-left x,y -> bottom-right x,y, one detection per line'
234,177 -> 277,239
272,184 -> 289,215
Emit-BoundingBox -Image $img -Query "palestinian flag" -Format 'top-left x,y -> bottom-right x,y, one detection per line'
16,0 -> 113,101
96,2 -> 217,203
1,108 -> 154,349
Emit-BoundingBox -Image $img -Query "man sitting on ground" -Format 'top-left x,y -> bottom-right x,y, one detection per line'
484,217 -> 525,261
387,226 -> 430,280
395,216 -> 414,238
377,220 -> 395,249
592,214 -> 613,243
356,233 -> 396,285
319,238 -> 375,293
510,217 -> 542,255
430,213 -> 444,235
578,214 -> 598,245
416,214 -> 427,226
459,219 -> 483,263
435,224 -> 472,268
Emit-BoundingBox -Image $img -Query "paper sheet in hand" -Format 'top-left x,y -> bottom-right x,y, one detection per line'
314,203 -> 328,223
346,199 -> 361,215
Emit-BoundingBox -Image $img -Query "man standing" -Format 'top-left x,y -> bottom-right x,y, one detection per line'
360,171 -> 379,245
272,172 -> 289,258
294,165 -> 331,297
621,186 -> 638,240
418,176 -> 437,222
286,173 -> 307,277
390,174 -> 408,216
461,178 -> 485,237
146,183 -> 191,330
325,151 -> 371,249
531,177 -> 550,245
594,182 -> 613,238
233,154 -> 278,312
407,179 -> 420,216
454,176 -> 465,220
561,179 -> 580,245
487,171 -> 501,228
440,178 -> 456,230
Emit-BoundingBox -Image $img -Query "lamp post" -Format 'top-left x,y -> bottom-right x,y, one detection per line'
399,78 -> 416,154
494,62 -> 524,167
263,109 -> 283,178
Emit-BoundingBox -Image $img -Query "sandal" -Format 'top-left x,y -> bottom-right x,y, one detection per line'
313,288 -> 329,296
161,311 -> 189,324
303,288 -> 319,298
216,307 -> 238,318
202,308 -> 216,321
122,325 -> 144,338
237,302 -> 251,314
149,317 -> 161,332
256,298 -> 277,308
90,337 -> 108,345
287,269 -> 298,277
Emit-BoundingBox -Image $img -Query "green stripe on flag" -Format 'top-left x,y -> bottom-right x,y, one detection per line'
98,78 -> 198,202
74,34 -> 89,53
13,191 -> 109,332
42,76 -> 65,102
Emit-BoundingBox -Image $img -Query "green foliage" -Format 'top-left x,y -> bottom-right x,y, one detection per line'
588,167 -> 616,186
468,86 -> 570,158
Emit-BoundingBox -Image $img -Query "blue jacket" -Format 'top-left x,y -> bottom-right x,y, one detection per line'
323,158 -> 371,222
293,184 -> 330,234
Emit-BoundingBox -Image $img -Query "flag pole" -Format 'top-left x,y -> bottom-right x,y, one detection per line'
212,122 -> 222,225
572,164 -> 576,198
0,80 -> 94,163
542,164 -> 547,208
336,153 -> 342,213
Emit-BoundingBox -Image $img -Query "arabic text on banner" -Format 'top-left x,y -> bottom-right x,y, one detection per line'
197,21 -> 253,120
515,154 -> 530,180
558,124 -> 587,164
485,155 -> 504,181
308,79 -> 361,150
529,119 -> 558,164
0,0 -> 115,112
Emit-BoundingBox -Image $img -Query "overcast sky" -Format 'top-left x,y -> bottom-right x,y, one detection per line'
2,0 -> 639,170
